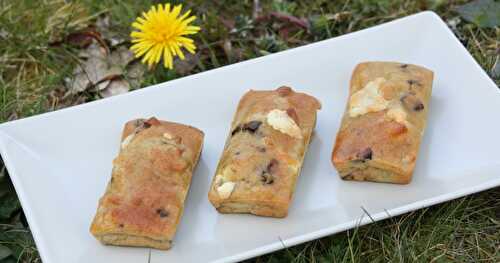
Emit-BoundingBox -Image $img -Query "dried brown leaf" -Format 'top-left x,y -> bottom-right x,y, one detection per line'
109,46 -> 135,67
95,80 -> 111,91
96,15 -> 126,47
51,29 -> 106,49
67,44 -> 137,93
78,42 -> 107,59
219,17 -> 236,30
126,62 -> 146,89
100,78 -> 130,98
66,73 -> 90,93
174,53 -> 200,75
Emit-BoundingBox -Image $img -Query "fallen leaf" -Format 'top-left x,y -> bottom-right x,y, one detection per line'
109,46 -> 135,67
67,43 -> 126,93
78,42 -> 107,59
455,0 -> 500,28
65,31 -> 95,48
174,53 -> 200,75
66,61 -> 118,93
126,62 -> 145,79
219,17 -> 236,30
50,29 -> 107,49
69,30 -> 106,48
64,23 -> 143,96
126,62 -> 146,89
65,74 -> 90,93
95,80 -> 111,91
87,57 -> 120,83
96,15 -> 126,47
100,78 -> 130,98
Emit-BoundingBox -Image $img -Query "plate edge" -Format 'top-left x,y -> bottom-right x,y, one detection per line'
215,178 -> 500,263
0,132 -> 53,263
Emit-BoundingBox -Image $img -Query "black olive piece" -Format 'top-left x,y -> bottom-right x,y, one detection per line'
407,79 -> 422,87
267,159 -> 279,173
232,121 -> 262,136
343,173 -> 353,180
231,125 -> 242,136
356,148 -> 372,160
260,171 -> 274,184
413,102 -> 424,111
257,146 -> 266,153
261,159 -> 279,184
235,151 -> 241,155
401,93 -> 425,112
243,121 -> 262,133
156,208 -> 169,218
400,64 -> 408,69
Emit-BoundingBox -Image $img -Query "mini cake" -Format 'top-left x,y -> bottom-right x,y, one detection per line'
90,117 -> 204,249
332,62 -> 433,184
208,87 -> 321,217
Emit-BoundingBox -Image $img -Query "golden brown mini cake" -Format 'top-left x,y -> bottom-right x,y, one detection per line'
208,87 -> 321,218
332,62 -> 433,184
90,117 -> 204,250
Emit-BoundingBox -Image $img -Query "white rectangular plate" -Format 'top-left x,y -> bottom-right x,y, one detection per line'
0,11 -> 499,263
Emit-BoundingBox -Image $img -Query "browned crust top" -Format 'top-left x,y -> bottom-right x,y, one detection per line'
209,87 -> 320,213
91,117 -> 203,242
332,62 -> 433,174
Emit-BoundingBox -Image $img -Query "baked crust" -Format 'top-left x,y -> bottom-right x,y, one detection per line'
332,62 -> 433,184
90,117 -> 204,249
208,86 -> 321,217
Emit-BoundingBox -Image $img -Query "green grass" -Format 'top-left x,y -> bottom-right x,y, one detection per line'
249,189 -> 499,262
0,0 -> 499,262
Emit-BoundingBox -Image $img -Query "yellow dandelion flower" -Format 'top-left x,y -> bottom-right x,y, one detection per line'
130,4 -> 200,69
